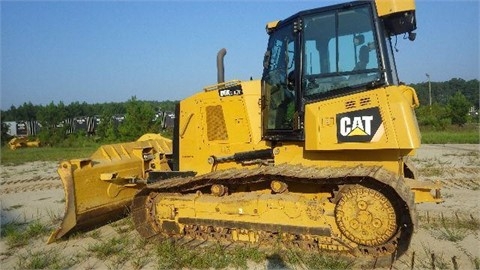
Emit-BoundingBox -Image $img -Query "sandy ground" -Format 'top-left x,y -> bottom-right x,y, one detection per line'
0,144 -> 479,269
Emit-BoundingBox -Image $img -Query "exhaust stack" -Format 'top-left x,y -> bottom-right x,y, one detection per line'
217,48 -> 227,83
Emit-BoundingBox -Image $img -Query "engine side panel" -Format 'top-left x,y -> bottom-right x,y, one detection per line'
177,80 -> 268,175
304,85 -> 420,152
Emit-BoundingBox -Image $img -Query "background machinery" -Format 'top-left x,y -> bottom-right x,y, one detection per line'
49,0 -> 442,266
8,136 -> 41,150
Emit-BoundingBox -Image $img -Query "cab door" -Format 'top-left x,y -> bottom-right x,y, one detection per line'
261,21 -> 302,141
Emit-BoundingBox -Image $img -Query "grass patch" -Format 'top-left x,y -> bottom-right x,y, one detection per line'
420,212 -> 480,231
302,253 -> 353,269
417,245 -> 451,270
110,216 -> 135,235
0,144 -> 100,165
153,240 -> 353,270
438,225 -> 467,242
1,219 -> 50,248
420,124 -> 479,144
87,236 -> 141,269
278,248 -> 354,270
0,221 -> 26,239
420,212 -> 480,242
15,248 -> 77,270
87,237 -> 129,259
155,241 -> 266,269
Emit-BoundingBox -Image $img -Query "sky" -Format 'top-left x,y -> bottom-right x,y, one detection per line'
1,0 -> 479,109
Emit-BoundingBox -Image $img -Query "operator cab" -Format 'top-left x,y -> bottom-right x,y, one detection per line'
261,0 -> 416,141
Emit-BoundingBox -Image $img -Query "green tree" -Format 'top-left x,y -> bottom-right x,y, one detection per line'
410,79 -> 479,109
37,102 -> 67,146
66,101 -> 87,118
118,97 -> 157,141
96,106 -> 119,142
1,114 -> 13,145
415,103 -> 451,130
465,79 -> 480,111
448,91 -> 471,126
1,105 -> 18,121
15,102 -> 39,121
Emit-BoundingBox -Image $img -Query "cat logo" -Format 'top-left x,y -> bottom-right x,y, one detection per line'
336,107 -> 384,142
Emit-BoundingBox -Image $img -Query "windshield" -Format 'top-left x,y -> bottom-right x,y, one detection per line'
302,5 -> 381,100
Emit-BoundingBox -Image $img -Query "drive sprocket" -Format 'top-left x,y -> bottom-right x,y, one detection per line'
334,185 -> 398,247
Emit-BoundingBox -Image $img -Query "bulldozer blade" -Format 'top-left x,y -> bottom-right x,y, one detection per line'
48,135 -> 173,243
47,160 -> 143,243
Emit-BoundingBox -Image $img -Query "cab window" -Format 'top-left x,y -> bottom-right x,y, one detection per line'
302,5 -> 381,100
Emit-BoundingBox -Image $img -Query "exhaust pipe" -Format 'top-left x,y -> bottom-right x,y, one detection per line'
217,48 -> 227,83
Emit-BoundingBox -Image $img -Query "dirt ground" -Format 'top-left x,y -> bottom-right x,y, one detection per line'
0,144 -> 479,269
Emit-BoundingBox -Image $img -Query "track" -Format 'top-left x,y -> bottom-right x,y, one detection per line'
132,164 -> 416,267
0,176 -> 62,194
418,167 -> 480,190
0,162 -> 61,195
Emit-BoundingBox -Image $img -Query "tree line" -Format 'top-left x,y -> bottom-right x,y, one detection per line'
1,78 -> 478,146
411,78 -> 478,129
1,97 -> 178,146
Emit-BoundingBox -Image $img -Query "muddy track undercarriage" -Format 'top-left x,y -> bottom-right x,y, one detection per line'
131,164 -> 416,266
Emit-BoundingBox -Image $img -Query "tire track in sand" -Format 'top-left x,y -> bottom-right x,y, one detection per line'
0,176 -> 62,195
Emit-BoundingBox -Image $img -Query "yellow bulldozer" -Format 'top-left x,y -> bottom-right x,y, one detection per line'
8,136 -> 41,150
49,0 -> 442,265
